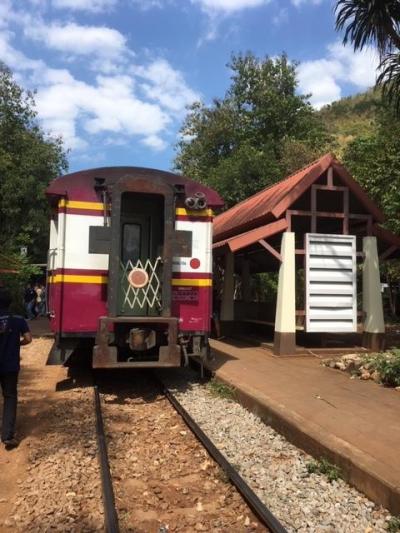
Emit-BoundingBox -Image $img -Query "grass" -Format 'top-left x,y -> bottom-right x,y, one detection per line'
306,458 -> 342,483
207,378 -> 236,401
387,516 -> 400,533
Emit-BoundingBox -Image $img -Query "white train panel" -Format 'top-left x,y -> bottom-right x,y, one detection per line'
173,219 -> 213,274
64,214 -> 109,271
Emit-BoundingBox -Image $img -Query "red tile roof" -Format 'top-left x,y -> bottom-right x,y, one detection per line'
213,153 -> 384,242
213,218 -> 288,253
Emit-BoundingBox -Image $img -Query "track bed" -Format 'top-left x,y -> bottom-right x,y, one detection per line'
97,371 -> 268,532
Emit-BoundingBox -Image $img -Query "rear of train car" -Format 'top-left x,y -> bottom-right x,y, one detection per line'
46,167 -> 223,368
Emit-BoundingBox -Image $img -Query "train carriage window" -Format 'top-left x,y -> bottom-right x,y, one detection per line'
122,223 -> 141,265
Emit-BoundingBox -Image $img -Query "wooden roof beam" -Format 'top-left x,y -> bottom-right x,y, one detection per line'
258,239 -> 282,262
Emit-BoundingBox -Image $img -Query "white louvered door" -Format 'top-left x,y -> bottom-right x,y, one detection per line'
305,234 -> 357,333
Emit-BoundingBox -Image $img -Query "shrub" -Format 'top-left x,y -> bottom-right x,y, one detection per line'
387,516 -> 400,533
325,349 -> 400,388
373,349 -> 400,387
306,458 -> 342,483
207,379 -> 236,401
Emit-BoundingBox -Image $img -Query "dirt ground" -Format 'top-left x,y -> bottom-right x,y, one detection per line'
0,338 -> 103,531
0,339 -> 62,524
0,337 -> 266,532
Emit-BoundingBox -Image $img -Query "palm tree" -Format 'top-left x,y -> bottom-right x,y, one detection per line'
335,0 -> 400,112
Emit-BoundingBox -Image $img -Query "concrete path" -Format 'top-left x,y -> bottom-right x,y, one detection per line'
28,316 -> 53,338
207,338 -> 400,515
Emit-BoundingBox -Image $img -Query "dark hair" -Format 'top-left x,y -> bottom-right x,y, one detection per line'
0,288 -> 12,310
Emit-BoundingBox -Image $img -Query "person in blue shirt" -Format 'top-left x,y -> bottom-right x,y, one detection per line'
0,287 -> 32,449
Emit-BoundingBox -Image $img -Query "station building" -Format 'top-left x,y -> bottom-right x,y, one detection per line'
212,153 -> 400,355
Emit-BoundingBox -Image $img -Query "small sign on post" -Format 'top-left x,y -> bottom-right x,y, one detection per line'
20,246 -> 27,257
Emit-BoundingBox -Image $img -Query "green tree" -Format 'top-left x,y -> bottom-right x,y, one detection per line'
0,63 -> 68,262
335,0 -> 400,112
341,101 -> 400,318
343,106 -> 400,236
175,53 -> 330,207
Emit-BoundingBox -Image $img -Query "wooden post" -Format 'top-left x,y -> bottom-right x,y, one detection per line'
362,236 -> 385,350
273,232 -> 296,355
241,257 -> 252,303
221,250 -> 234,322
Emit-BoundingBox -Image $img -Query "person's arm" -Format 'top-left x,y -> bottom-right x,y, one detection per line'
20,331 -> 32,346
19,318 -> 32,346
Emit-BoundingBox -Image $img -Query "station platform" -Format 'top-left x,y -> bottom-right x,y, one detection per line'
206,337 -> 400,515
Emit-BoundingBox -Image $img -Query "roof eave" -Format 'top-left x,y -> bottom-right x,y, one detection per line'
213,218 -> 288,253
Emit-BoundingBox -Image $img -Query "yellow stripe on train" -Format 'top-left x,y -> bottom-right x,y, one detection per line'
49,274 -> 212,287
49,274 -> 108,284
59,199 -> 104,210
171,278 -> 212,287
175,208 -> 213,217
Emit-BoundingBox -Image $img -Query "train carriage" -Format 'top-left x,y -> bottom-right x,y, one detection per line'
46,167 -> 223,368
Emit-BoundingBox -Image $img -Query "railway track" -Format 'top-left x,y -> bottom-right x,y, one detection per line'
94,370 -> 287,533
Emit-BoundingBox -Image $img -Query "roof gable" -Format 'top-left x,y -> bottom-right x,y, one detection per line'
213,153 -> 384,242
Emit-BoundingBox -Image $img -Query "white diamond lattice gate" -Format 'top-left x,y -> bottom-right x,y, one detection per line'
120,256 -> 162,311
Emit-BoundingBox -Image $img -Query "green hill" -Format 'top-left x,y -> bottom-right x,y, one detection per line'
318,90 -> 379,156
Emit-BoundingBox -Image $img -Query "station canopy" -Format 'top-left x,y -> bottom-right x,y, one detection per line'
213,153 -> 400,272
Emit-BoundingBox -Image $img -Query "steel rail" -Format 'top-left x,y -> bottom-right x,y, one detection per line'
93,385 -> 120,533
159,380 -> 288,533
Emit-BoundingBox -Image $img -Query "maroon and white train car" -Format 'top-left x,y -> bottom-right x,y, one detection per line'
46,167 -> 223,368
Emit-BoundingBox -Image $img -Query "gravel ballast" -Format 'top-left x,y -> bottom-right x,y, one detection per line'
99,374 -> 265,532
162,369 -> 394,533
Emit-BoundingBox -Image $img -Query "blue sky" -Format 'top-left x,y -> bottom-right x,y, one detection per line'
0,0 -> 379,173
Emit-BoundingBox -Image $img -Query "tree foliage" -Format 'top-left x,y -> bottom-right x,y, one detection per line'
335,0 -> 400,113
0,63 -> 68,262
343,105 -> 400,236
175,53 -> 330,207
314,92 -> 400,316
0,251 -> 41,313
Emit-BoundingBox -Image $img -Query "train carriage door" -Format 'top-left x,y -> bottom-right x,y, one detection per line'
118,192 -> 164,316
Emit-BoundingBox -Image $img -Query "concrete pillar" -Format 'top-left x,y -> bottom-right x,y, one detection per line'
362,236 -> 385,350
221,250 -> 234,321
241,257 -> 252,303
273,232 -> 296,355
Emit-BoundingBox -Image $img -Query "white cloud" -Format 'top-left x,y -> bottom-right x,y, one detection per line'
192,0 -> 268,13
0,0 -> 13,29
136,59 -> 200,113
141,134 -> 167,151
297,58 -> 343,108
272,7 -> 288,26
327,41 -> 379,88
297,41 -> 379,109
0,25 -> 199,153
130,0 -> 164,9
193,0 -> 269,45
34,73 -> 171,149
25,21 -> 127,60
51,0 -> 117,12
0,30 -> 44,71
291,0 -> 322,6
